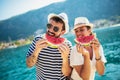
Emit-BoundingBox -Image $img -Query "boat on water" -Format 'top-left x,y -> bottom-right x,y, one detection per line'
7,43 -> 17,49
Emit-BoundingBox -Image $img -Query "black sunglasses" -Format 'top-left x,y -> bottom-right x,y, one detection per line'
47,23 -> 59,32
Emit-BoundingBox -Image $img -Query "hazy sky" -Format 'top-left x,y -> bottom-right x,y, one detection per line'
0,0 -> 65,20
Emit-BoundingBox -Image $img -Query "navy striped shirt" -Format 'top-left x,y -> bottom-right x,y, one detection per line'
26,35 -> 72,80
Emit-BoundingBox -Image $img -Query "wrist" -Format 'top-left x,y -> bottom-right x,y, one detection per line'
34,49 -> 40,56
82,51 -> 89,57
83,54 -> 90,59
95,56 -> 101,61
94,51 -> 99,55
95,51 -> 100,57
35,47 -> 42,52
62,58 -> 69,63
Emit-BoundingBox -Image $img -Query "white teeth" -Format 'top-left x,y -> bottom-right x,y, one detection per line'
49,32 -> 54,36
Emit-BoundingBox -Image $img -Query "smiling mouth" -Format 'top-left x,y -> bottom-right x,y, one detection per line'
47,31 -> 55,36
77,34 -> 84,38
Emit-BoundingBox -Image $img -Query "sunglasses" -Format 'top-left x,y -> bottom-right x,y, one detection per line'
47,23 -> 59,32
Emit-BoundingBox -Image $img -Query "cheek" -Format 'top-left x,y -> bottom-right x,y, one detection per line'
75,33 -> 80,38
84,31 -> 90,36
76,31 -> 82,35
55,31 -> 62,36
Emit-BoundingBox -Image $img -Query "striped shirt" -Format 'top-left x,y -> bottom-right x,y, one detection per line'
26,35 -> 72,80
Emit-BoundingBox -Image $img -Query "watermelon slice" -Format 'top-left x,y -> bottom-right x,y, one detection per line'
74,34 -> 96,46
44,34 -> 65,48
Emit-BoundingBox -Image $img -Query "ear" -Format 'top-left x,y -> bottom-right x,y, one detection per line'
61,30 -> 65,35
88,28 -> 92,34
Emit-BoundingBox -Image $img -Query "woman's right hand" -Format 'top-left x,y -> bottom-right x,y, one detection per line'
76,44 -> 89,56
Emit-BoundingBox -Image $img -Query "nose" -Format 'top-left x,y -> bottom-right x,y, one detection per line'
48,26 -> 54,32
77,31 -> 82,35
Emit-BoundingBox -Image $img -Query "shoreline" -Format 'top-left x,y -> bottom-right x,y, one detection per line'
0,25 -> 120,50
0,37 -> 33,50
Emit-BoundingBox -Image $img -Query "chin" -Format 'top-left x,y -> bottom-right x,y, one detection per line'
77,35 -> 82,38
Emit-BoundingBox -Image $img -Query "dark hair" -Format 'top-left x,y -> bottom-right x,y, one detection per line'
50,16 -> 65,31
86,26 -> 93,35
86,26 -> 91,30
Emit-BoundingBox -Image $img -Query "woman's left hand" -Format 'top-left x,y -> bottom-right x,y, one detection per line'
91,38 -> 100,54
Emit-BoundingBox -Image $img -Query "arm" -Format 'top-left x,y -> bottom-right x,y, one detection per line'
58,43 -> 72,76
26,39 -> 48,67
95,52 -> 105,75
26,49 -> 41,67
74,44 -> 91,80
62,58 -> 72,76
91,39 -> 105,75
80,53 -> 91,80
74,51 -> 91,80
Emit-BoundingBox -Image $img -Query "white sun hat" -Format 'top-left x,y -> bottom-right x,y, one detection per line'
48,13 -> 69,34
73,17 -> 93,30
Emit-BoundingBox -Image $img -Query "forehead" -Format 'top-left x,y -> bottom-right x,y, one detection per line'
75,26 -> 87,30
49,19 -> 63,26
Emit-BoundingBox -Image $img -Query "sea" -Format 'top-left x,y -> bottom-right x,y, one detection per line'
0,26 -> 120,80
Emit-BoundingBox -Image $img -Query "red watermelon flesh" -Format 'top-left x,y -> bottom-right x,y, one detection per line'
45,34 -> 65,48
75,35 -> 94,46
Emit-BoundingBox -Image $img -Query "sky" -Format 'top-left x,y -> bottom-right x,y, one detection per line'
0,0 -> 65,21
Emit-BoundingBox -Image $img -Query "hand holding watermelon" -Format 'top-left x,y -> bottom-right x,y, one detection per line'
90,38 -> 100,54
76,44 -> 89,56
35,39 -> 48,52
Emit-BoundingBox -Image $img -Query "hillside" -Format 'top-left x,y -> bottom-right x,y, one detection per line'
0,0 -> 120,42
93,16 -> 120,28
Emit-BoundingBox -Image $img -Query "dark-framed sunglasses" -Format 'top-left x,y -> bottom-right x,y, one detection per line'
47,23 -> 59,32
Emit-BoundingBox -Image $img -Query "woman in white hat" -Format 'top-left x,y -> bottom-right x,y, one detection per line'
70,17 -> 107,80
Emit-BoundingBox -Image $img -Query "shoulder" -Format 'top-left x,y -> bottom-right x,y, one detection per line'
34,34 -> 43,42
71,46 -> 77,52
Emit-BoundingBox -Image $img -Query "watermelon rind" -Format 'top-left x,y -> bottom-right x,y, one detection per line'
47,42 -> 59,48
74,39 -> 91,46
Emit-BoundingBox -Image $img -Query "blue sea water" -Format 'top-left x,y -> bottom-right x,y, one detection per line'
0,26 -> 120,80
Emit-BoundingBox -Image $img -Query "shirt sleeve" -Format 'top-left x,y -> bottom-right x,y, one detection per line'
70,46 -> 84,67
26,35 -> 42,58
99,45 -> 107,63
65,40 -> 72,53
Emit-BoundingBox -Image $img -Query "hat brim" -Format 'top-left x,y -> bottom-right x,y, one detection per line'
73,23 -> 93,30
48,13 -> 69,34
71,23 -> 93,33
